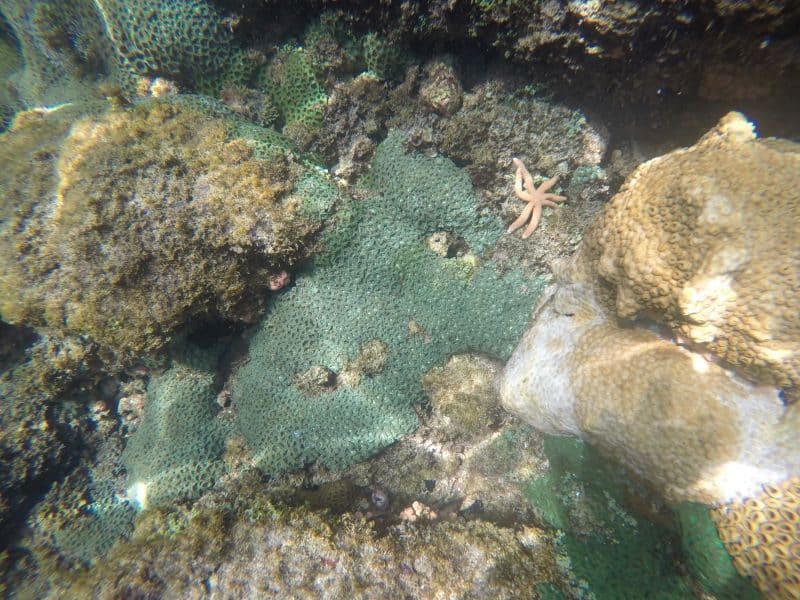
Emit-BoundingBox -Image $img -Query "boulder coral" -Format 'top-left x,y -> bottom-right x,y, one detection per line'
0,99 -> 318,358
229,130 -> 545,478
498,112 -> 800,598
585,111 -> 800,396
500,282 -> 796,507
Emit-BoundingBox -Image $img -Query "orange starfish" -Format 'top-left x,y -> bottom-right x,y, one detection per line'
506,158 -> 567,239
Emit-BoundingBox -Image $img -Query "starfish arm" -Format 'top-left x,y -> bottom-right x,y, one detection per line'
514,161 -> 525,198
522,203 -> 543,239
513,158 -> 535,194
537,175 -> 559,193
543,193 -> 567,203
540,199 -> 560,208
507,201 -> 535,234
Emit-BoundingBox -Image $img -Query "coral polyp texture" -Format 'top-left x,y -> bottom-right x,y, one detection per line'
230,130 -> 545,476
588,111 -> 800,396
710,476 -> 800,598
92,0 -> 252,93
121,346 -> 231,509
0,99 -> 318,357
498,113 -> 800,599
0,0 -> 252,109
263,46 -> 327,131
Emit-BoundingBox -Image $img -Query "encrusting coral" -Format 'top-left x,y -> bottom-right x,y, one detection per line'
498,112 -> 800,599
0,99 -> 318,358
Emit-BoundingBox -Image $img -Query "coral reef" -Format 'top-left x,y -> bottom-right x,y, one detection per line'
0,99 -> 318,358
418,59 -> 463,117
584,111 -> 800,395
30,466 -> 136,566
263,45 -> 327,133
265,1 -> 800,121
120,345 -> 231,509
26,481 -> 559,599
0,35 -> 22,128
0,335 -> 92,541
500,113 -> 800,505
0,0 -> 255,112
500,280 -> 796,506
230,130 -> 546,477
341,353 -> 547,526
710,476 -> 800,598
498,113 -> 799,598
0,0 -> 117,107
92,0 -> 252,94
529,436 -> 695,599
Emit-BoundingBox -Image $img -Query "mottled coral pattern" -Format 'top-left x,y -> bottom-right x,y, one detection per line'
499,113 -> 800,599
500,283 -> 793,506
712,475 -> 800,598
587,112 -> 800,395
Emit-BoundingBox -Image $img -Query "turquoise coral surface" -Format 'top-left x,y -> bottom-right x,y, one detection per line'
230,129 -> 545,475
119,129 -> 546,500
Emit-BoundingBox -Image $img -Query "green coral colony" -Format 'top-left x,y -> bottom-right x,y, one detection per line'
0,1 -> 794,598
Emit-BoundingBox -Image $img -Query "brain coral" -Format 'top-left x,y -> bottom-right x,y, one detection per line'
0,99 -> 318,358
711,476 -> 800,598
584,112 -> 800,396
498,113 -> 800,598
230,130 -> 545,475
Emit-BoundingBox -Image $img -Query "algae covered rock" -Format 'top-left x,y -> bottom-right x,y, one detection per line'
0,335 -> 92,539
0,99 -> 319,358
50,488 -> 558,599
499,114 -> 800,507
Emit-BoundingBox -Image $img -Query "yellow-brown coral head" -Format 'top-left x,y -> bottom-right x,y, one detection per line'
712,476 -> 800,598
499,281 -> 797,506
586,111 -> 800,394
0,101 -> 317,358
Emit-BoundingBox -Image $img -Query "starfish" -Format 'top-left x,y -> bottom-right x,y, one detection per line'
506,157 -> 567,239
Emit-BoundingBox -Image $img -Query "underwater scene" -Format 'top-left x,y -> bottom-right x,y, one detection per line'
0,1 -> 798,598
